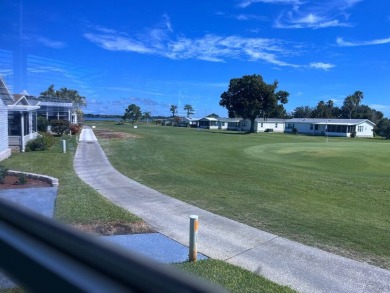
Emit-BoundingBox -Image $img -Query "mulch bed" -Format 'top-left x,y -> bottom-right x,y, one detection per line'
0,175 -> 51,189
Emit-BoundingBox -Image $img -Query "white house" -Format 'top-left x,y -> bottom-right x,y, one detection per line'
0,78 -> 11,161
0,77 -> 40,152
285,118 -> 375,137
241,118 -> 286,133
199,117 -> 219,129
218,118 -> 242,131
28,96 -> 78,124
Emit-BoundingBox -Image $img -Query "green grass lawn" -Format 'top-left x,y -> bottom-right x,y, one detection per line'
1,133 -> 295,292
90,121 -> 390,269
1,136 -> 141,225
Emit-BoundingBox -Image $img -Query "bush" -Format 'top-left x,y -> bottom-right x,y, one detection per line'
38,116 -> 49,132
25,133 -> 55,152
69,123 -> 81,135
17,173 -> 27,185
50,119 -> 70,136
292,128 -> 298,134
0,165 -> 8,184
351,131 -> 357,138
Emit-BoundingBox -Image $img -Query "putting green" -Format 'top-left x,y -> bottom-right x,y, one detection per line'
244,141 -> 390,174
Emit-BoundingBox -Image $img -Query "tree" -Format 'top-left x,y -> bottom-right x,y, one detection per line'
219,74 -> 289,133
206,113 -> 219,118
143,111 -> 151,123
342,91 -> 364,119
292,106 -> 313,118
170,105 -> 177,117
41,85 -> 87,109
123,104 -> 142,123
376,118 -> 390,139
184,104 -> 194,118
41,85 -> 56,97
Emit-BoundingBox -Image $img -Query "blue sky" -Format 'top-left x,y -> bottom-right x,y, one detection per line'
1,0 -> 389,117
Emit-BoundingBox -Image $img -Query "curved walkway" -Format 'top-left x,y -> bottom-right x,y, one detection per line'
74,127 -> 390,293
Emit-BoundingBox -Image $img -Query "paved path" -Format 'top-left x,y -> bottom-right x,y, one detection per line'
74,127 -> 390,293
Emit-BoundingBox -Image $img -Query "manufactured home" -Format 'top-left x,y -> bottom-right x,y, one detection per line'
240,118 -> 286,133
218,118 -> 242,130
285,118 -> 375,137
199,117 -> 219,129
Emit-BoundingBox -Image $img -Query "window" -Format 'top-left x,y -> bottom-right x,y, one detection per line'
241,121 -> 247,127
275,123 -> 278,128
310,124 -> 313,130
315,125 -> 319,130
358,126 -> 364,132
260,123 -> 263,128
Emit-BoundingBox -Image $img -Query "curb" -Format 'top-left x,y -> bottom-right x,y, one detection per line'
8,170 -> 59,186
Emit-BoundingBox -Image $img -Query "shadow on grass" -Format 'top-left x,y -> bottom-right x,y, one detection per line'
204,130 -> 252,135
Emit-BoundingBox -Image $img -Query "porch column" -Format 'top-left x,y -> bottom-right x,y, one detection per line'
29,112 -> 33,138
57,112 -> 60,120
20,112 -> 25,152
46,110 -> 49,120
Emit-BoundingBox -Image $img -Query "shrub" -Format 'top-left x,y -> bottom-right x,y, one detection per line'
37,116 -> 49,131
69,123 -> 81,135
25,133 -> 55,152
0,165 -> 8,184
41,132 -> 56,148
292,128 -> 298,134
50,119 -> 70,136
17,173 -> 27,185
351,131 -> 357,138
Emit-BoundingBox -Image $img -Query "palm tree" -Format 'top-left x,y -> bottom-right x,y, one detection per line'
184,104 -> 194,118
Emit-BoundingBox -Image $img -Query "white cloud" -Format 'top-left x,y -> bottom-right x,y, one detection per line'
237,0 -> 302,8
247,0 -> 362,29
84,24 -> 301,67
309,62 -> 335,70
37,37 -> 66,49
85,16 -> 332,71
369,104 -> 390,112
336,37 -> 390,47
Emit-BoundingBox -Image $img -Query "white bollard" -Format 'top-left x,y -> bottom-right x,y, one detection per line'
62,140 -> 66,153
189,215 -> 199,262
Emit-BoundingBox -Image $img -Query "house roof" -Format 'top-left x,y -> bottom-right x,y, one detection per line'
0,76 -> 15,105
38,101 -> 73,108
218,118 -> 242,122
7,105 -> 40,112
255,118 -> 286,123
200,117 -> 218,121
288,118 -> 375,126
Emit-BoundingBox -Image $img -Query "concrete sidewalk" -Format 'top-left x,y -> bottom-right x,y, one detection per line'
74,127 -> 390,293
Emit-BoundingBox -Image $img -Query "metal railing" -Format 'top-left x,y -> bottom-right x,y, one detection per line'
0,198 -> 225,292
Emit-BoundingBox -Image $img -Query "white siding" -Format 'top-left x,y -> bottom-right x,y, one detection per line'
241,119 -> 285,133
0,100 -> 11,161
355,122 -> 374,137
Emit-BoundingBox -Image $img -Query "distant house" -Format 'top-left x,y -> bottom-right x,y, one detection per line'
199,117 -> 219,129
285,118 -> 375,137
241,118 -> 286,133
0,80 -> 11,161
182,117 -> 200,127
28,96 -> 78,124
218,118 -> 242,131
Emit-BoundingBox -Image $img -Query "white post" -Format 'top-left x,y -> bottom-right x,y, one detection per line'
62,140 -> 66,153
189,215 -> 199,262
20,112 -> 25,152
